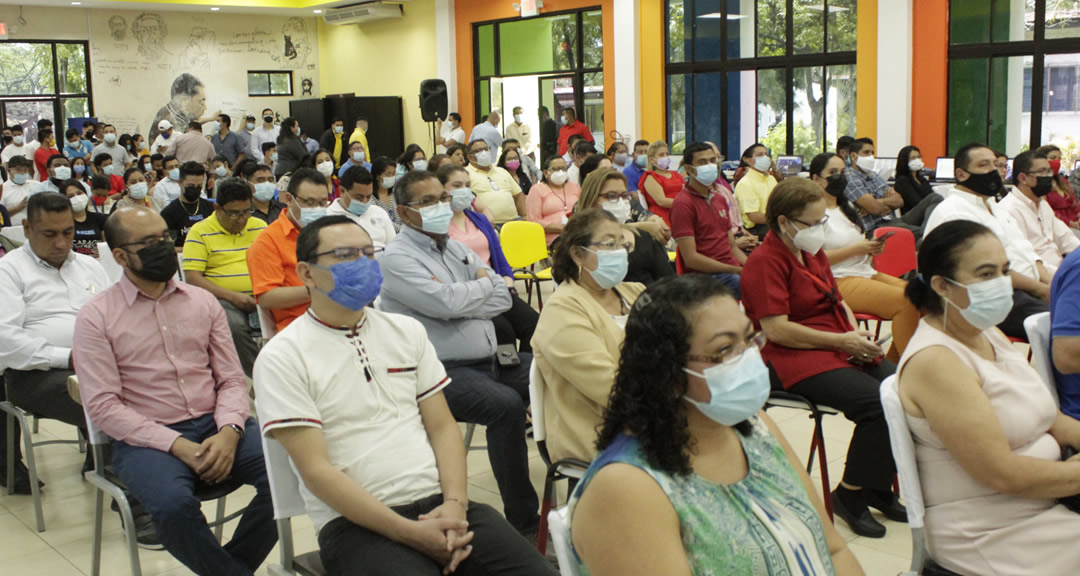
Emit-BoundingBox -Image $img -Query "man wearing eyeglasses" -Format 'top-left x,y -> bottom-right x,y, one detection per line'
74,206 -> 277,575
182,177 -> 268,377
379,171 -> 542,539
999,150 -> 1080,274
247,167 -> 331,333
670,142 -> 748,298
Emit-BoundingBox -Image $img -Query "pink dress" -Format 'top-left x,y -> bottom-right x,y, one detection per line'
526,182 -> 580,244
898,320 -> 1080,575
449,216 -> 491,267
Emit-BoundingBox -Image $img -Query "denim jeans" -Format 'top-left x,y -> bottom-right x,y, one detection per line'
111,415 -> 277,576
711,272 -> 742,299
443,354 -> 540,533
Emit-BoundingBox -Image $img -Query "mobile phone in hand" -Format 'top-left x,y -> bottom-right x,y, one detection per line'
876,231 -> 897,242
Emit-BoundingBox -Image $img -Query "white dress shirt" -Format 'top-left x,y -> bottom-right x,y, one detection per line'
924,186 -> 1042,281
438,124 -> 466,154
251,125 -> 281,163
0,245 -> 109,371
150,133 -> 176,156
999,190 -> 1080,273
1,179 -> 34,212
567,163 -> 581,186
326,199 -> 397,252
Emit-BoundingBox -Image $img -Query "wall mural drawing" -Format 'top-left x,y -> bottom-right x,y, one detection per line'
132,12 -> 170,61
108,15 -> 127,41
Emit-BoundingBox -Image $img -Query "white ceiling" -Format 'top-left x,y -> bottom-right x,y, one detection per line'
4,0 -> 375,17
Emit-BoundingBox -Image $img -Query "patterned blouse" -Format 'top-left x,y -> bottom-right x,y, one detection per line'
371,191 -> 401,232
569,418 -> 836,576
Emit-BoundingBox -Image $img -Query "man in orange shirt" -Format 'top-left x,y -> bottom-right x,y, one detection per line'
247,167 -> 330,332
556,107 -> 593,156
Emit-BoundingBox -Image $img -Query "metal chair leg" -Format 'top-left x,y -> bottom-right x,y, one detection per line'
463,423 -> 475,451
5,406 -> 13,496
815,422 -> 833,520
537,471 -> 555,555
13,407 -> 45,531
214,495 -> 227,542
33,414 -> 39,434
91,488 -> 105,576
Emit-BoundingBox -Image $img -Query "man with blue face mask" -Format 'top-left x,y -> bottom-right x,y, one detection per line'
326,165 -> 396,253
670,142 -> 747,298
1,155 -> 34,217
247,167 -> 329,333
379,171 -> 544,540
336,140 -> 373,178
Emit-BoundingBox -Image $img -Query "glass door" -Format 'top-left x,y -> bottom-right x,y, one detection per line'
538,75 -> 575,163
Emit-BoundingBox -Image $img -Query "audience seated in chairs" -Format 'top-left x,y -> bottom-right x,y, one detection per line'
532,208 -> 645,463
0,192 -> 107,491
740,177 -> 903,538
999,150 -> 1080,275
438,164 -> 539,352
638,140 -> 683,227
569,275 -> 864,576
160,161 -> 214,250
181,177 -> 268,377
254,215 -> 558,576
898,220 -> 1080,575
325,165 -> 397,253
526,154 -> 579,245
74,205 -> 276,575
811,152 -> 920,362
379,170 -> 542,537
247,168 -> 330,333
733,143 -> 779,240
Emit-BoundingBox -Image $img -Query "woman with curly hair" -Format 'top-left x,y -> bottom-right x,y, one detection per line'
569,275 -> 863,576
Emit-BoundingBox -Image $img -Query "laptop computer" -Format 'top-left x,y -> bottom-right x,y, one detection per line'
873,157 -> 897,181
935,157 -> 955,182
776,156 -> 803,177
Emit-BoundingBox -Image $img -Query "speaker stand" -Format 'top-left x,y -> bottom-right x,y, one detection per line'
429,121 -> 438,156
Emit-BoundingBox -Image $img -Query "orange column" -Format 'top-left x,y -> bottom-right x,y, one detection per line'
911,0 -> 949,161
855,0 -> 878,143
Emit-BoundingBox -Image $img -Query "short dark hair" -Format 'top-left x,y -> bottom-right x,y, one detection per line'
1011,150 -> 1048,185
180,161 -> 206,179
25,191 -> 72,222
296,215 -> 361,263
47,154 -> 68,169
906,220 -> 997,315
215,177 -> 253,206
372,156 -> 396,190
8,124 -> 23,134
38,128 -> 53,141
573,140 -> 597,158
606,141 -> 628,156
287,167 -> 328,197
341,165 -> 373,189
633,139 -> 649,149
563,107 -> 577,119
567,134 -> 584,147
504,138 -> 520,147
163,154 -> 179,166
8,155 -> 30,168
836,135 -> 854,153
171,73 -> 204,98
448,112 -> 461,123
218,114 -> 231,128
187,121 -> 203,132
552,207 -> 619,284
211,154 -> 229,166
91,174 -> 111,191
244,163 -> 273,180
740,143 -> 765,161
59,179 -> 85,196
332,117 -> 343,124
446,143 -> 467,159
579,153 -> 609,185
37,118 -> 53,130
436,163 -> 468,186
954,142 -> 989,173
393,169 -> 439,206
93,153 -> 112,168
262,142 -> 277,154
65,128 -> 79,140
151,153 -> 164,163
681,142 -> 713,168
467,139 -> 487,154
848,137 -> 873,156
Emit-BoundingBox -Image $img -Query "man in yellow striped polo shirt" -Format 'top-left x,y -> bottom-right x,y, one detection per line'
182,177 -> 268,377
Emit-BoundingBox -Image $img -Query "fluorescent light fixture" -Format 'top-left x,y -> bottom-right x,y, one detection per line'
698,12 -> 748,20
71,1 -> 81,4
313,9 -> 322,13
211,7 -> 220,10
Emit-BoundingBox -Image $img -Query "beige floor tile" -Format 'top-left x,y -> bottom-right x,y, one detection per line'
0,548 -> 84,575
0,512 -> 52,561
9,491 -> 123,548
848,541 -> 913,576
53,529 -> 185,576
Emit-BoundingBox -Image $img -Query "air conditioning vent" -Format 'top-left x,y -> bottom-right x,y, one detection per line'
324,2 -> 404,25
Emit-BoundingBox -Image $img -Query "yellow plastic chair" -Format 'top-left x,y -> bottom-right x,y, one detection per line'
499,220 -> 554,309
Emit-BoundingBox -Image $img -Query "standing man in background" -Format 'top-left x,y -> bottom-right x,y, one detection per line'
556,107 -> 593,156
349,117 -> 370,159
469,111 -> 503,160
319,118 -> 347,168
436,113 -> 466,154
210,114 -> 247,171
538,106 -> 557,166
505,107 -> 534,162
251,108 -> 280,164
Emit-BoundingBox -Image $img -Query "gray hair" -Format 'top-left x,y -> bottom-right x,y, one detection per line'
393,170 -> 439,206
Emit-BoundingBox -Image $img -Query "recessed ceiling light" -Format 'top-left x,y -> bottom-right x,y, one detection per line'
313,9 -> 323,13
71,1 -> 81,4
211,7 -> 220,10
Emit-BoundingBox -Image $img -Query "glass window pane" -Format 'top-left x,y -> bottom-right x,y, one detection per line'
62,97 -> 89,126
693,0 -> 722,62
827,64 -> 858,151
499,15 -> 576,75
0,43 -> 56,95
248,73 -> 270,96
692,72 -> 723,152
990,56 -> 1030,157
270,73 -> 291,95
668,74 -> 689,151
951,0 -> 991,45
757,0 -> 787,57
478,25 -> 495,77
4,100 -> 56,142
793,0 -> 825,55
1045,0 -> 1080,40
728,0 -> 754,60
758,68 -> 787,154
828,0 -> 858,52
479,79 -> 491,117
1041,54 -> 1080,155
56,44 -> 87,95
793,66 -> 825,159
991,0 -> 1032,42
584,71 -> 604,148
948,58 -> 990,155
668,0 -> 688,63
583,10 -> 603,69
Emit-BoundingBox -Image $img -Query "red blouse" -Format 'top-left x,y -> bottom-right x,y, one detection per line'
638,170 -> 685,226
1046,177 -> 1080,226
741,233 -> 855,388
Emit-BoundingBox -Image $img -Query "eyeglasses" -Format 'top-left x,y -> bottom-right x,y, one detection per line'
600,192 -> 632,202
294,196 -> 330,208
471,147 -> 490,155
405,194 -> 452,208
791,214 -> 829,229
313,246 -> 382,261
221,205 -> 254,219
587,240 -> 633,252
117,232 -> 173,249
687,332 -> 767,366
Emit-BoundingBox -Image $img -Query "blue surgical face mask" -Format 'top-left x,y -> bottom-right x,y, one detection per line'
254,182 -> 276,202
683,347 -> 771,426
312,257 -> 383,311
943,276 -> 1014,331
635,154 -> 648,168
12,173 -> 29,185
168,168 -> 180,181
352,150 -> 366,163
129,181 -> 149,200
409,201 -> 453,235
692,163 -> 719,187
293,199 -> 327,227
73,164 -> 86,176
583,248 -> 628,289
450,187 -> 475,212
412,159 -> 428,172
346,196 -> 370,216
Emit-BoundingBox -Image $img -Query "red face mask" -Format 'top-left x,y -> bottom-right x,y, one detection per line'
1050,159 -> 1062,176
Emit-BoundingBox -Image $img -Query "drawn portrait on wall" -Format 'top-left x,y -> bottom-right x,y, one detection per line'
180,27 -> 216,70
301,78 -> 313,96
279,18 -> 311,68
108,15 -> 128,42
132,12 -> 170,61
148,73 -> 217,142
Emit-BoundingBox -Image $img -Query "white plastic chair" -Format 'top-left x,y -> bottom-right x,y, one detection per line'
1025,312 -> 1058,404
2,224 -> 26,244
97,242 -> 125,285
548,506 -> 581,576
529,360 -> 589,555
260,433 -> 326,576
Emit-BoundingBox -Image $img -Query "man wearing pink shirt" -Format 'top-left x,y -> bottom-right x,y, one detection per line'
73,205 -> 275,576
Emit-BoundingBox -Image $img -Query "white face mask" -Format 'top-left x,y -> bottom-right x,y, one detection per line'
855,155 -> 877,172
602,198 -> 631,223
473,150 -> 493,168
381,176 -> 397,190
316,160 -> 334,177
942,276 -> 1014,331
514,114 -> 523,124
549,169 -> 569,186
786,219 -> 826,254
69,194 -> 90,213
753,155 -> 772,172
908,159 -> 925,172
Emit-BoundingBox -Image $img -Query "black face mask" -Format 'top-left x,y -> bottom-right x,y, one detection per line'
128,241 -> 177,283
824,174 -> 848,198
183,186 -> 202,202
961,169 -> 1003,197
263,115 -> 274,123
1031,175 -> 1055,197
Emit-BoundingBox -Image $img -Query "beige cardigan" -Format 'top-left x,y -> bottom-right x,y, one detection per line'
531,279 -> 646,463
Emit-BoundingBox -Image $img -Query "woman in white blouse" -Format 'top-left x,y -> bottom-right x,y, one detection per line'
810,152 -> 920,362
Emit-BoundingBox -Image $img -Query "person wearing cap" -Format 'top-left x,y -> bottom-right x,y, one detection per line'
151,120 -> 176,156
1,155 -> 34,217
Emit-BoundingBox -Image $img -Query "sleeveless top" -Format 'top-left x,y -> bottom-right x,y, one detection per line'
568,419 -> 836,576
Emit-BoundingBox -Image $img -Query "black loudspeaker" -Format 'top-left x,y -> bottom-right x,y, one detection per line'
419,79 -> 448,122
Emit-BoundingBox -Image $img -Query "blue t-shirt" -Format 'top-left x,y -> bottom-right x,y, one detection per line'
623,162 -> 645,192
1050,249 -> 1080,418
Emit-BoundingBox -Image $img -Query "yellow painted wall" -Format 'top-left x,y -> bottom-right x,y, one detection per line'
855,0 -> 878,143
317,0 -> 438,155
0,5 -> 90,40
639,0 -> 665,142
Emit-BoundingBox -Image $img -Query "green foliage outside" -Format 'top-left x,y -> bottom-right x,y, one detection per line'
0,42 -> 89,130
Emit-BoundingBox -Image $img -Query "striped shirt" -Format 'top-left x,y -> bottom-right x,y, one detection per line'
182,211 -> 267,295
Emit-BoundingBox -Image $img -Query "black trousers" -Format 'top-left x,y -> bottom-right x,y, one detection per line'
492,293 -> 540,353
780,360 -> 898,491
318,494 -> 558,576
998,289 -> 1050,341
5,368 -> 86,431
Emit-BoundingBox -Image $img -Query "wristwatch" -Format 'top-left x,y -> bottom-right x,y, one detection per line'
223,423 -> 245,439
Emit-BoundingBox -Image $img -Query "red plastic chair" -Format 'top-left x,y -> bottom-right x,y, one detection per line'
872,227 -> 917,278
854,312 -> 885,340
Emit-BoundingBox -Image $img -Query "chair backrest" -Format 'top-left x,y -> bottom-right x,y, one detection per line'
96,242 -> 125,285
548,507 -> 582,576
259,432 -> 309,520
2,225 -> 26,244
499,220 -> 549,269
1025,311 -> 1057,404
879,375 -> 928,574
528,359 -> 552,464
258,305 -> 279,340
72,376 -> 111,447
872,226 -> 917,278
